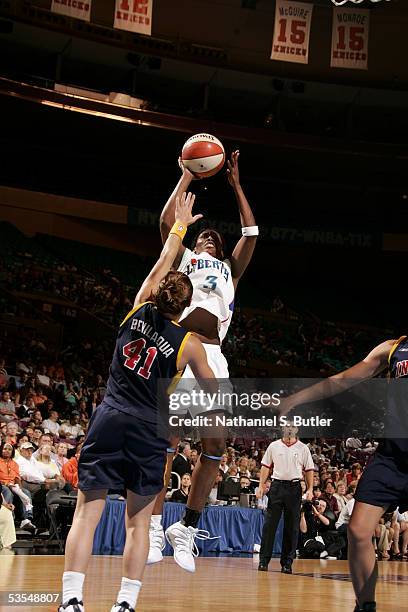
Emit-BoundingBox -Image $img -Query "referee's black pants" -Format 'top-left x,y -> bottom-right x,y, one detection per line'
259,480 -> 302,567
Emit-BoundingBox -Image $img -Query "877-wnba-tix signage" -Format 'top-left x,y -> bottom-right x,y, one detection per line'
331,7 -> 369,69
271,0 -> 313,65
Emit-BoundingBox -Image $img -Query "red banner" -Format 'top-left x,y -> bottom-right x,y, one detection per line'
114,0 -> 153,35
271,0 -> 313,65
51,0 -> 91,22
331,7 -> 369,70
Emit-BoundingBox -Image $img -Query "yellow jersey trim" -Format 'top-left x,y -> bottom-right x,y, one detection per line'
388,335 -> 407,365
166,331 -> 192,396
120,301 -> 152,327
176,331 -> 192,371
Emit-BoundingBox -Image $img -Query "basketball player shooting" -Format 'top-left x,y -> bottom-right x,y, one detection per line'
280,336 -> 408,612
147,149 -> 258,572
58,192 -> 218,612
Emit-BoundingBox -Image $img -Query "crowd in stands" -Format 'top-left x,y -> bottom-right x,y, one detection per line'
0,222 -> 401,558
0,363 -> 406,562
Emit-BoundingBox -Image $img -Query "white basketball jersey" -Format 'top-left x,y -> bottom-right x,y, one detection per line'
177,247 -> 235,342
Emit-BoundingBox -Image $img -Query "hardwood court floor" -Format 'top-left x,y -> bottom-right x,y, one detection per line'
0,555 -> 407,611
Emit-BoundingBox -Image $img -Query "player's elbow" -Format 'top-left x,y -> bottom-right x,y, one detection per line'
159,215 -> 171,241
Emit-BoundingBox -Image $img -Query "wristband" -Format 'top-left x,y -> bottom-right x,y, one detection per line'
170,220 -> 187,240
242,225 -> 259,237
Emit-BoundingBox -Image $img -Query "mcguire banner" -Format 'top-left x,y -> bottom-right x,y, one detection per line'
51,0 -> 91,21
331,7 -> 369,70
114,0 -> 153,35
271,0 -> 313,65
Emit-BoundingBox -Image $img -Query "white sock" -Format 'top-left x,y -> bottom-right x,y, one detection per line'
151,514 -> 162,529
62,571 -> 85,603
117,577 -> 142,609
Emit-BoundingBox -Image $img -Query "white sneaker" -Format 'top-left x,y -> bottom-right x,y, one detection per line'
58,598 -> 84,611
147,523 -> 165,564
110,602 -> 134,612
165,521 -> 217,573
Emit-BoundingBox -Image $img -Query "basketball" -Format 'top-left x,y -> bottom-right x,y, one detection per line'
181,133 -> 225,178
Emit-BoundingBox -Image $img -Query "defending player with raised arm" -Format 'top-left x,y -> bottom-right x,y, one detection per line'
280,336 -> 408,612
58,192 -> 217,612
146,150 -> 258,573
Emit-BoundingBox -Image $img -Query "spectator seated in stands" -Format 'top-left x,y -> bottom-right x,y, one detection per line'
42,410 -> 61,438
346,462 -> 362,486
226,466 -> 238,479
172,442 -> 192,480
35,444 -> 65,489
0,391 -> 17,423
345,430 -> 362,451
59,411 -> 84,442
333,481 -> 349,513
219,454 -> 228,475
33,434 -> 57,462
321,480 -> 340,516
55,442 -> 69,472
190,448 -> 199,472
15,442 -> 46,491
4,421 -> 19,447
32,410 -> 43,428
0,484 -> 16,551
207,471 -> 225,506
239,475 -> 252,493
0,442 -> 36,532
299,498 -> 344,560
36,365 -> 51,390
28,427 -> 43,450
16,396 -> 36,422
61,444 -> 82,491
170,473 -> 191,503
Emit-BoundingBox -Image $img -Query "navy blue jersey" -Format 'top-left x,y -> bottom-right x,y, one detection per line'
378,336 -> 408,464
103,302 -> 191,423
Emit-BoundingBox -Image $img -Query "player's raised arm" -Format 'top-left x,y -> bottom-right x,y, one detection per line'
227,150 -> 258,285
135,192 -> 202,306
280,339 -> 396,416
159,161 -> 196,265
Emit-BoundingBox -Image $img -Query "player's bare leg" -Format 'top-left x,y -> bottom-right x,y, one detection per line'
348,502 -> 385,611
147,436 -> 180,564
60,489 -> 108,612
111,492 -> 156,612
165,422 -> 225,572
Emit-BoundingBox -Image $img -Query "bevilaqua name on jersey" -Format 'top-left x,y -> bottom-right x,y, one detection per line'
168,414 -> 334,428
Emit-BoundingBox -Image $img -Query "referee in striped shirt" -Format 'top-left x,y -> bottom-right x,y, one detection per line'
256,422 -> 314,573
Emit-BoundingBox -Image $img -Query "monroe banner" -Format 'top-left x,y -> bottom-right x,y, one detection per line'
271,0 -> 314,65
331,7 -> 370,69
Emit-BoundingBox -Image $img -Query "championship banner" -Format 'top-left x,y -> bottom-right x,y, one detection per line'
331,7 -> 369,70
114,0 -> 153,35
51,0 -> 91,22
271,0 -> 313,65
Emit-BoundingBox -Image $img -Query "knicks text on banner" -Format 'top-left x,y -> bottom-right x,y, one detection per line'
330,6 -> 370,70
50,0 -> 91,21
114,0 -> 153,35
270,0 -> 314,65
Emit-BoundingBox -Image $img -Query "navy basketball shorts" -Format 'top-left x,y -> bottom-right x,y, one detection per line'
78,402 -> 168,497
354,453 -> 408,513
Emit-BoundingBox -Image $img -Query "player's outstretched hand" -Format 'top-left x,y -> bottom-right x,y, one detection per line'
178,156 -> 199,180
227,149 -> 240,188
175,191 -> 203,227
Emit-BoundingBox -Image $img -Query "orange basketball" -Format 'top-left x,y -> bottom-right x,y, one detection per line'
181,133 -> 225,178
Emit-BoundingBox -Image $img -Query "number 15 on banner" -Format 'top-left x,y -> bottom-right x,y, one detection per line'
331,8 -> 369,70
271,1 -> 313,65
